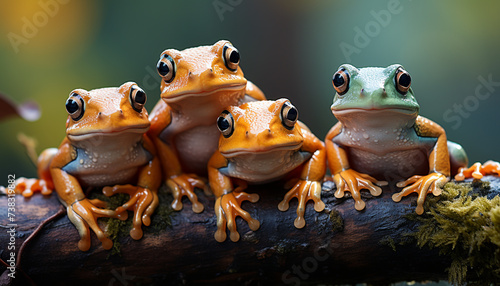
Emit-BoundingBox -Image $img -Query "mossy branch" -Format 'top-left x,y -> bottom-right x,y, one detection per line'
0,178 -> 499,285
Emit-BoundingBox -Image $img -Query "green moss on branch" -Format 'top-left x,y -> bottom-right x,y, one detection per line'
406,180 -> 500,285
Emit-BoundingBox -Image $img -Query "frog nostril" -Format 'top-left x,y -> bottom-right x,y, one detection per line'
245,131 -> 249,137
98,112 -> 102,117
188,72 -> 192,78
381,88 -> 388,98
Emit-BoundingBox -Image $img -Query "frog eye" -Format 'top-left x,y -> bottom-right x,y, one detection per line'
223,44 -> 240,71
156,54 -> 176,83
281,101 -> 298,130
395,67 -> 411,95
66,93 -> 85,121
332,68 -> 350,95
129,85 -> 147,112
217,110 -> 234,138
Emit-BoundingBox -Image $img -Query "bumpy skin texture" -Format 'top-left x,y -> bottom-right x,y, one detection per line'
208,99 -> 326,242
148,40 -> 266,214
326,64 -> 468,215
16,82 -> 161,251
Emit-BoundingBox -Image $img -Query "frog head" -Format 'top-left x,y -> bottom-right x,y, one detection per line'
156,40 -> 248,115
65,82 -> 150,143
330,64 -> 419,127
216,99 -> 303,156
215,99 -> 305,182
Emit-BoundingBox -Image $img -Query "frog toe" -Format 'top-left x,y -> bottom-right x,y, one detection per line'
333,169 -> 384,211
214,192 -> 258,242
278,200 -> 290,212
354,199 -> 366,211
14,178 -> 53,198
104,184 -> 158,239
67,206 -> 92,251
294,216 -> 306,229
88,198 -> 108,209
394,173 -> 448,214
455,161 -> 500,181
167,175 -> 205,213
130,227 -> 143,241
280,180 -> 324,229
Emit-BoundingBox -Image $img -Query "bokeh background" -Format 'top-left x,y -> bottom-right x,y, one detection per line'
1,0 -> 499,184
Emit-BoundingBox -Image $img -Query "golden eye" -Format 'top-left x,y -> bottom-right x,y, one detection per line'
65,92 -> 84,121
281,101 -> 298,130
129,85 -> 147,112
217,110 -> 234,138
332,68 -> 350,95
156,54 -> 176,83
395,67 -> 411,95
223,44 -> 240,71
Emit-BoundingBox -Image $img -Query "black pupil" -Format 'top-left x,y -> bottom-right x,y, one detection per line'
229,50 -> 240,63
157,60 -> 170,76
217,117 -> 230,131
135,90 -> 146,104
399,73 -> 411,87
333,73 -> 345,87
287,107 -> 298,122
66,99 -> 79,114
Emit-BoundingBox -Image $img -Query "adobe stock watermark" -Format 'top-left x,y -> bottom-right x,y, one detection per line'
7,0 -> 70,54
443,74 -> 500,129
213,0 -> 243,22
339,0 -> 406,62
108,267 -> 135,286
142,64 -> 161,91
281,245 -> 334,285
5,174 -> 17,279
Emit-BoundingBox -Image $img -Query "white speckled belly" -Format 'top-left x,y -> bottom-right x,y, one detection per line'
174,124 -> 221,175
333,125 -> 437,180
348,148 -> 431,181
221,150 -> 311,183
62,137 -> 151,187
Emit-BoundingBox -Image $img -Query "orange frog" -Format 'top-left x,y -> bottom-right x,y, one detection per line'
208,99 -> 326,242
148,40 -> 265,214
15,82 -> 161,251
326,64 -> 469,215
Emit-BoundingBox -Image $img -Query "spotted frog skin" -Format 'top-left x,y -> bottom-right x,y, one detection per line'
326,64 -> 468,214
208,99 -> 326,242
148,40 -> 266,214
15,82 -> 161,251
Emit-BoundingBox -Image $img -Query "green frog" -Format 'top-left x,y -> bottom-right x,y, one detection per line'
325,64 -> 468,214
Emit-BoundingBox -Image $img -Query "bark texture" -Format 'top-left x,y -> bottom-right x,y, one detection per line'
4,177 -> 489,286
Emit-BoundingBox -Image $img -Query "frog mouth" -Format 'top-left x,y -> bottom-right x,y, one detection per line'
221,142 -> 303,158
163,83 -> 247,102
332,107 -> 418,115
67,125 -> 150,141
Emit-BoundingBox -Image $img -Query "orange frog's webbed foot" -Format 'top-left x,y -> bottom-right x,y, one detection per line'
102,184 -> 158,240
13,178 -> 53,197
66,198 -> 121,251
214,191 -> 260,242
392,173 -> 449,215
167,174 -> 206,213
455,161 -> 500,181
278,179 -> 324,229
332,169 -> 387,211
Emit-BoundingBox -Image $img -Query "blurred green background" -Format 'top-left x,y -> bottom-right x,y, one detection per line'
1,0 -> 499,182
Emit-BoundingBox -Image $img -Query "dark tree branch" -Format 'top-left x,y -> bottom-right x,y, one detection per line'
4,177 -> 495,286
